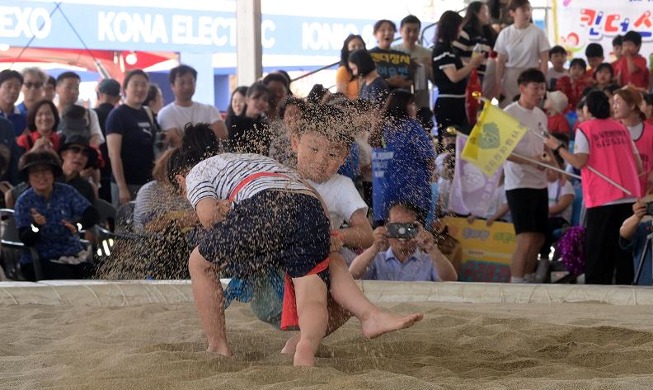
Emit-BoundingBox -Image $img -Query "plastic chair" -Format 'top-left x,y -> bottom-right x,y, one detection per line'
0,208 -> 41,280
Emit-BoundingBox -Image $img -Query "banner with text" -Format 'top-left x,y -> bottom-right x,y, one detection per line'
442,216 -> 515,283
553,0 -> 653,65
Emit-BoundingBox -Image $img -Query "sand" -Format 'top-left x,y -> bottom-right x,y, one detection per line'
3,281 -> 653,389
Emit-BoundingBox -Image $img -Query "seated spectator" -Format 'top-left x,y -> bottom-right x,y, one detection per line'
540,137 -> 575,260
546,45 -> 568,91
593,63 -> 614,91
544,91 -> 571,136
556,58 -> 591,112
14,150 -> 99,281
6,136 -> 98,208
349,202 -> 458,281
620,195 -> 653,285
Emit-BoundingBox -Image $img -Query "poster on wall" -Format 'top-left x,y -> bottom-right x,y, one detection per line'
553,0 -> 653,64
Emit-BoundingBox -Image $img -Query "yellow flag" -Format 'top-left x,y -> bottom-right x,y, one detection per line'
461,103 -> 529,177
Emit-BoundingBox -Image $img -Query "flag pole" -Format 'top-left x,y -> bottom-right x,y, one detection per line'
470,92 -> 633,196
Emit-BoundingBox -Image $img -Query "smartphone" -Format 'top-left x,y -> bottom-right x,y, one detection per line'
386,223 -> 418,239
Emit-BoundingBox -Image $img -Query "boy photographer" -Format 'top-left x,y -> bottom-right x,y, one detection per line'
349,202 -> 457,281
619,196 -> 653,285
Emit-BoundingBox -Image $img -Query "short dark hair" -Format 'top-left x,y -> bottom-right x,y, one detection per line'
168,64 -> 197,85
400,15 -> 421,29
246,81 -> 269,100
46,75 -> 56,88
262,72 -> 289,92
593,62 -> 614,79
55,71 -> 80,85
436,11 -> 464,44
387,201 -> 422,222
623,31 -> 642,47
0,69 -> 23,86
517,68 -> 546,85
122,69 -> 149,92
585,90 -> 611,119
585,43 -> 604,58
26,100 -> 59,132
612,35 -> 623,47
569,58 -> 587,71
508,0 -> 530,12
348,49 -> 376,78
549,45 -> 567,58
143,84 -> 160,107
373,19 -> 396,34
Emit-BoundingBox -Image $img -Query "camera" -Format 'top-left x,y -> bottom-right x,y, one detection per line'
386,223 -> 418,239
646,202 -> 653,215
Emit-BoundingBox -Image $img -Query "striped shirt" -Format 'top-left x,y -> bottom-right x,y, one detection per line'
185,153 -> 307,208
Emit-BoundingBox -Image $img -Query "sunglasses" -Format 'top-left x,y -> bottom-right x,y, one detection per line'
24,82 -> 44,89
67,145 -> 89,155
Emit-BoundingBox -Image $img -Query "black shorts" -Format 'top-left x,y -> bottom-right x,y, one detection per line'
198,190 -> 330,282
505,188 -> 548,234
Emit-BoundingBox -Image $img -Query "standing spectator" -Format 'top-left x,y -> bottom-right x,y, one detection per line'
584,43 -> 604,77
0,69 -> 26,136
227,86 -> 248,117
336,34 -> 366,100
143,84 -> 165,158
454,2 -> 496,86
556,58 -> 591,113
432,11 -> 484,139
42,76 -> 56,102
225,82 -> 271,155
262,72 -> 290,122
157,64 -> 227,148
55,72 -> 104,146
348,49 -> 390,110
546,45 -> 568,91
17,67 -> 47,116
106,69 -> 155,206
614,31 -> 650,91
503,68 -> 550,283
93,78 -> 121,203
613,87 -> 653,194
368,20 -> 413,90
494,0 -> 550,107
17,100 -> 61,153
612,35 -> 623,66
544,90 -> 641,284
369,89 -> 435,224
392,15 -> 432,109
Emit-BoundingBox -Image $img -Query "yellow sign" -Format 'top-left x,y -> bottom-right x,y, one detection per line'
461,103 -> 528,177
442,216 -> 516,282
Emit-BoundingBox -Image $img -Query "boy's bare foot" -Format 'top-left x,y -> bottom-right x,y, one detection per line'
207,344 -> 233,357
293,340 -> 316,367
281,334 -> 300,355
361,310 -> 423,339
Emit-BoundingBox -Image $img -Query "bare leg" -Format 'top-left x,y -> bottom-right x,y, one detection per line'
511,233 -> 544,280
325,254 -> 423,339
188,247 -> 232,356
292,274 -> 328,366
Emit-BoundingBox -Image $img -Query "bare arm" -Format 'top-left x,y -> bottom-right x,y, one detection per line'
336,209 -> 374,249
106,133 -> 130,205
549,193 -> 574,216
442,54 -> 484,84
539,51 -> 549,75
495,53 -> 507,98
194,198 -> 231,229
349,226 -> 386,279
164,127 -> 183,149
620,200 -> 646,240
416,226 -> 457,281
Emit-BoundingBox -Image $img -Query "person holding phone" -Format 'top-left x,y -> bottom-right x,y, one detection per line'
349,202 -> 458,281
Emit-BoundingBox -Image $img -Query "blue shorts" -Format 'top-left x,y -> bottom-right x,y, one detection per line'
198,190 -> 331,281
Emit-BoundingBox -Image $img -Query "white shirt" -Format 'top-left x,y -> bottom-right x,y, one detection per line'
547,179 -> 575,222
503,102 -> 548,190
185,153 -> 306,208
308,174 -> 368,230
494,24 -> 550,68
157,101 -> 222,133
